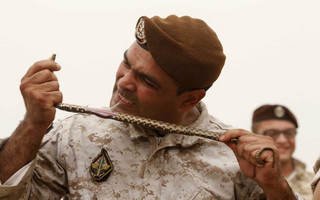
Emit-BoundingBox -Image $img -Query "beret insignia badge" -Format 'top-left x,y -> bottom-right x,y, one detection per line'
274,106 -> 285,118
135,17 -> 148,50
90,148 -> 113,182
136,17 -> 146,44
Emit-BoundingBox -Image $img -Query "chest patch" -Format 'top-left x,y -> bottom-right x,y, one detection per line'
90,148 -> 114,182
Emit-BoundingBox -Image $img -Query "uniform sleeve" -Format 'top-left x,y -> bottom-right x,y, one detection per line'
234,171 -> 305,200
2,161 -> 33,186
0,137 -> 33,199
0,160 -> 35,199
0,122 -> 69,199
234,171 -> 266,200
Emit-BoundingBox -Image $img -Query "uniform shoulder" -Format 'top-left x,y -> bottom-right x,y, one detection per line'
208,115 -> 234,131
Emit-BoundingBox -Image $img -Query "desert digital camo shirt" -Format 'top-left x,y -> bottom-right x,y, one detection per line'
312,157 -> 320,192
286,158 -> 314,200
0,102 -> 276,199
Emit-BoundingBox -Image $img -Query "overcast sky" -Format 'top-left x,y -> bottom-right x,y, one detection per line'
1,0 -> 319,171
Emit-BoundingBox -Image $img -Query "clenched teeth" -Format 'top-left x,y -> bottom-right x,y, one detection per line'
119,93 -> 133,105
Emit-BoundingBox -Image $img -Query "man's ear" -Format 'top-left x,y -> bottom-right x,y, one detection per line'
180,89 -> 206,111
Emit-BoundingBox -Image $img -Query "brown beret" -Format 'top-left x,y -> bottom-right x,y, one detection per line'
135,15 -> 226,89
252,104 -> 298,128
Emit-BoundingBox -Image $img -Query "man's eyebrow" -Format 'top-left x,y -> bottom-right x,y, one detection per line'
138,71 -> 161,89
123,50 -> 131,67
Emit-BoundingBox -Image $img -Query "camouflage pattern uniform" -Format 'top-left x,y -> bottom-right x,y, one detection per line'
311,157 -> 320,192
286,158 -> 314,200
1,102 -> 293,199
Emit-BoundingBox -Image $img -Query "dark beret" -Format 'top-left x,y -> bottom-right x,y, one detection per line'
252,104 -> 298,128
135,15 -> 226,89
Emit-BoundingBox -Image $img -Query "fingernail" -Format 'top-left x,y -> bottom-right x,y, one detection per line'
56,63 -> 61,69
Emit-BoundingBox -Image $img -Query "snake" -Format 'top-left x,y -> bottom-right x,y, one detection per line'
255,147 -> 276,168
54,102 -> 226,141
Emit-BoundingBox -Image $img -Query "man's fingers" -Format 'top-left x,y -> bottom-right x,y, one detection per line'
45,91 -> 63,105
23,60 -> 61,79
37,81 -> 60,92
219,129 -> 252,142
255,147 -> 277,167
22,69 -> 59,85
238,143 -> 260,164
221,129 -> 277,167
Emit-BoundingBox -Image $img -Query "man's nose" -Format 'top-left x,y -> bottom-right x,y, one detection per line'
275,132 -> 288,142
117,70 -> 136,91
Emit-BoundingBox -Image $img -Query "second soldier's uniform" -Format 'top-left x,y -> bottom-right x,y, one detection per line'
312,157 -> 320,192
287,158 -> 314,200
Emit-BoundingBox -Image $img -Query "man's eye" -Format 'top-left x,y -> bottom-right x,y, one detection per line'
285,129 -> 296,136
142,77 -> 155,88
139,76 -> 156,88
264,130 -> 277,136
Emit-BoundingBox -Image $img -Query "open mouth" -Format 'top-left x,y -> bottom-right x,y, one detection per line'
118,93 -> 134,106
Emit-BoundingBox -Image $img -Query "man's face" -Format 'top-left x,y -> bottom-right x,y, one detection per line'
109,42 -> 183,123
255,120 -> 296,164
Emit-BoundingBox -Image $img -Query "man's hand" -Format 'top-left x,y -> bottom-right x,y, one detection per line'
0,58 -> 62,183
20,59 -> 62,127
220,129 -> 296,199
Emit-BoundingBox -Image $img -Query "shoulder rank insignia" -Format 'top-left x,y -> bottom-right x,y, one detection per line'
90,148 -> 114,182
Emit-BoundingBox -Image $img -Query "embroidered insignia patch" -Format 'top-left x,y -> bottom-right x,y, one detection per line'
90,148 -> 114,182
274,106 -> 285,118
135,17 -> 147,45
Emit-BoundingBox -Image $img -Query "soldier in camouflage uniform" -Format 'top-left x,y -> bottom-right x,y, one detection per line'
312,157 -> 320,199
0,15 -> 302,199
251,104 -> 314,200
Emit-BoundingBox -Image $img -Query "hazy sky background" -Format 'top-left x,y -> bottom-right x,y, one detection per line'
1,0 -> 319,172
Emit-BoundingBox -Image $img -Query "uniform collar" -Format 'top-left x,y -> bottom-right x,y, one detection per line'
292,157 -> 307,171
